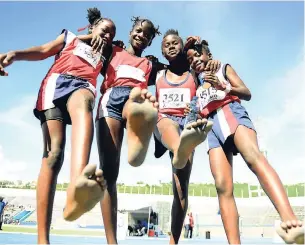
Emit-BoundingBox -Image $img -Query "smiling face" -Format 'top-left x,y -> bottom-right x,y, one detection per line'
186,47 -> 211,73
129,20 -> 154,51
91,19 -> 116,46
161,34 -> 183,62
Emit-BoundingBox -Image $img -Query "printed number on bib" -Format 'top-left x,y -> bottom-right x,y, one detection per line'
73,41 -> 101,69
196,86 -> 226,109
159,88 -> 190,109
116,65 -> 146,82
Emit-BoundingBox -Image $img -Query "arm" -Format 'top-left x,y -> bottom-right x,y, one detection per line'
146,55 -> 167,86
6,34 -> 65,62
226,65 -> 251,101
0,34 -> 65,76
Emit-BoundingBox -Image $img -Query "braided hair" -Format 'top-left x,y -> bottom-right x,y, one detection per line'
186,39 -> 211,55
162,29 -> 183,45
87,8 -> 116,34
130,16 -> 161,40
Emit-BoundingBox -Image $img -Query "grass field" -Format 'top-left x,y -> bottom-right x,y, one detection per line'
1,183 -> 304,198
81,183 -> 305,197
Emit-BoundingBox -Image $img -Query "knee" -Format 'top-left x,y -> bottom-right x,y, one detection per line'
45,146 -> 64,171
215,178 -> 233,197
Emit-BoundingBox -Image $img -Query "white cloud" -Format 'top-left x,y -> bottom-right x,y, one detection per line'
249,61 -> 305,184
0,145 -> 29,182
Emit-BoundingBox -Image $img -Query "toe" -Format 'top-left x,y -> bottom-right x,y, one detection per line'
82,164 -> 97,178
141,89 -> 148,98
191,122 -> 197,128
149,95 -> 156,103
95,169 -> 103,177
146,92 -> 152,99
201,118 -> 208,124
281,222 -> 288,230
129,87 -> 142,100
292,220 -> 298,227
205,121 -> 213,131
185,123 -> 192,130
286,221 -> 292,229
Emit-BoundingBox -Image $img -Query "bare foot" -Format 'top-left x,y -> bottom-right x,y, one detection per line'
172,119 -> 213,169
125,87 -> 158,167
276,220 -> 304,244
63,164 -> 106,221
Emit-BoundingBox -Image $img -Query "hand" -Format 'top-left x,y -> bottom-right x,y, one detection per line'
204,59 -> 221,73
112,40 -> 126,49
145,55 -> 158,63
184,103 -> 191,116
0,51 -> 16,76
184,36 -> 201,50
204,72 -> 226,90
91,34 -> 106,54
146,55 -> 168,71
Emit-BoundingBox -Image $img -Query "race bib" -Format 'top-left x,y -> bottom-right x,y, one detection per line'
196,85 -> 227,109
73,41 -> 101,69
116,65 -> 146,82
159,88 -> 190,109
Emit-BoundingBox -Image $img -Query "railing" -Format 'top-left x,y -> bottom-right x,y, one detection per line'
0,183 -> 304,198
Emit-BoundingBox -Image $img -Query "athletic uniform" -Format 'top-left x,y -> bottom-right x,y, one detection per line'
197,63 -> 255,154
34,29 -> 104,124
154,69 -> 197,158
96,46 -> 152,122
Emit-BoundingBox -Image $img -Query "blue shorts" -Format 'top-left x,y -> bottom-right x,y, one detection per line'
96,86 -> 133,122
34,74 -> 95,125
153,114 -> 186,159
52,74 -> 95,102
207,101 -> 256,155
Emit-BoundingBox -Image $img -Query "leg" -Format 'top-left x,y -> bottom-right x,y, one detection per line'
234,125 -> 304,244
37,120 -> 66,244
123,87 -> 158,167
185,225 -> 189,238
174,119 -> 213,169
209,147 -> 240,244
157,118 -> 181,152
158,117 -> 212,169
63,89 -> 106,221
169,155 -> 193,244
190,226 -> 193,238
97,117 -> 124,245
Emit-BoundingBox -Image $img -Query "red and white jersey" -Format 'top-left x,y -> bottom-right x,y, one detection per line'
101,46 -> 152,94
36,29 -> 104,111
197,63 -> 240,118
156,70 -> 197,117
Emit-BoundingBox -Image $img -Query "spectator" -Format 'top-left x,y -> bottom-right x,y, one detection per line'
184,213 -> 190,238
189,212 -> 194,239
0,197 -> 7,230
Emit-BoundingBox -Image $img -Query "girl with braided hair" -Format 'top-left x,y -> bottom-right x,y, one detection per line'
153,31 -> 219,244
0,7 -> 117,244
95,16 -> 163,244
185,40 -> 304,245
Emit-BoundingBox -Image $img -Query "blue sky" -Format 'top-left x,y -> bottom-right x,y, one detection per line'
0,1 -> 304,185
